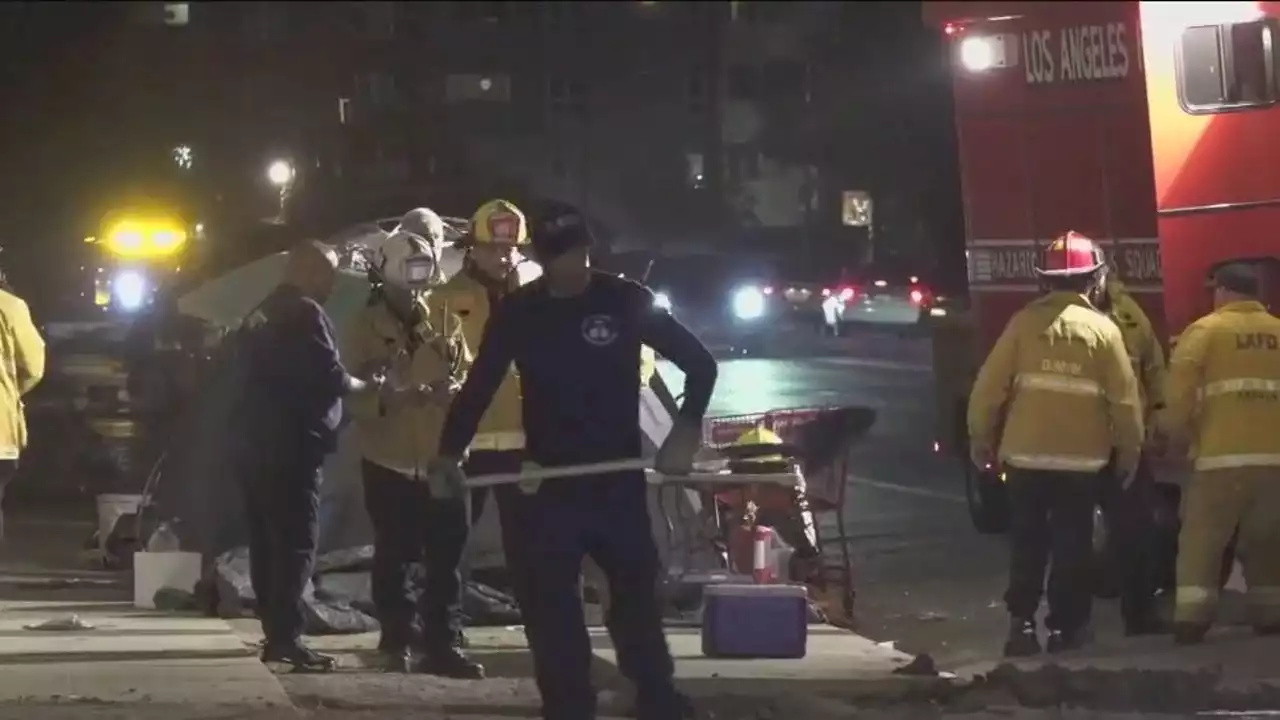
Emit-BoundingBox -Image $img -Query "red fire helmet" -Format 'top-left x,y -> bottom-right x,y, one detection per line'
1035,231 -> 1106,277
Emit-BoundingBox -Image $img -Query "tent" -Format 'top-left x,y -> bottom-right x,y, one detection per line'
162,221 -> 719,630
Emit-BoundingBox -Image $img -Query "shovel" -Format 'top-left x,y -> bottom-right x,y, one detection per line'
463,458 -> 800,489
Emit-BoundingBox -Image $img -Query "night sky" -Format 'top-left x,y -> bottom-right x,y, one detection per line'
0,1 -> 962,315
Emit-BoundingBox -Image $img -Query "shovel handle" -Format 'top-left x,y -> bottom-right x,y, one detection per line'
463,458 -> 799,489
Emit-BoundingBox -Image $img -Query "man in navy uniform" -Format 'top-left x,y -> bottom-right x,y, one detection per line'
432,204 -> 716,719
237,241 -> 368,672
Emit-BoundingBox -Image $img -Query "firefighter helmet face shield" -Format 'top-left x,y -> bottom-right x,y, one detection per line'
376,230 -> 442,293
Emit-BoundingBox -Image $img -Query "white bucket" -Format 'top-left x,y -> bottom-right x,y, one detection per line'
133,551 -> 203,609
96,493 -> 143,550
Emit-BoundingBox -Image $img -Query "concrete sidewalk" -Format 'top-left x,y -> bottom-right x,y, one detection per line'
0,600 -> 292,710
949,629 -> 1280,714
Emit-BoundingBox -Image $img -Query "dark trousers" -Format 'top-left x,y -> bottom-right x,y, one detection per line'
1095,459 -> 1159,626
240,450 -> 322,647
464,450 -> 526,589
1005,468 -> 1097,632
506,472 -> 679,720
361,460 -> 471,653
0,459 -> 16,542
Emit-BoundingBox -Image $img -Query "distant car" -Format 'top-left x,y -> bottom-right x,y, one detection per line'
822,264 -> 936,332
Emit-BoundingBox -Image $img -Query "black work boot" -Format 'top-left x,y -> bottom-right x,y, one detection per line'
375,634 -> 414,673
1173,622 -> 1209,645
261,641 -> 337,673
1003,618 -> 1041,658
414,646 -> 485,679
1046,625 -> 1092,653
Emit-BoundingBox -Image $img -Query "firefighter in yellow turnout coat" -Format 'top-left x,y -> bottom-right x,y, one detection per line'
1090,270 -> 1169,635
1161,263 -> 1280,644
344,208 -> 484,679
969,232 -> 1144,657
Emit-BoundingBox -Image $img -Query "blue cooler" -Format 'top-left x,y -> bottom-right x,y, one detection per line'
701,583 -> 808,659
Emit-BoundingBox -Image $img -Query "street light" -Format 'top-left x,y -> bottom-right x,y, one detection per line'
267,160 -> 295,222
267,159 -> 294,187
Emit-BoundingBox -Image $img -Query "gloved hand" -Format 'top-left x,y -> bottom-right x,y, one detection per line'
517,461 -> 543,496
425,456 -> 466,499
423,379 -> 462,407
655,418 -> 701,476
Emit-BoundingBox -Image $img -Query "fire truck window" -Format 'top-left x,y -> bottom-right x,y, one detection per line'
1180,26 -> 1227,108
1178,22 -> 1276,113
1228,22 -> 1270,104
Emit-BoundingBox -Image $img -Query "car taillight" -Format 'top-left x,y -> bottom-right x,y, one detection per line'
839,286 -> 856,301
909,285 -> 931,305
821,287 -> 832,297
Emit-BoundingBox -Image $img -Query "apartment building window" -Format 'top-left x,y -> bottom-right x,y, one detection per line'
359,1 -> 396,39
548,78 -> 587,117
727,66 -> 758,101
458,1 -> 507,23
726,143 -> 760,183
243,3 -> 286,44
687,72 -> 707,112
446,73 -> 512,103
355,72 -> 400,109
544,2 -> 583,26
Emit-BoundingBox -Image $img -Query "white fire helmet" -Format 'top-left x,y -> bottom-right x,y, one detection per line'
376,209 -> 446,292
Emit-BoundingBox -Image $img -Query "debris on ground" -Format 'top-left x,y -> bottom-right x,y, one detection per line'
22,615 -> 96,632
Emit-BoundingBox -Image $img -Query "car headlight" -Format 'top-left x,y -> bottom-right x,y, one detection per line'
112,270 -> 148,311
732,286 -> 766,321
653,291 -> 673,311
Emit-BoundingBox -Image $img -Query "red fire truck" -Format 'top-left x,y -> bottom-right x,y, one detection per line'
923,1 -> 1280,533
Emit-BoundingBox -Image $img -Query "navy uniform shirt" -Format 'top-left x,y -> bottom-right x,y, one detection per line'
241,285 -> 348,457
440,271 -> 717,467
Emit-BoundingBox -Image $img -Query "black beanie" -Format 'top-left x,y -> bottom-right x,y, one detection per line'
531,202 -> 593,262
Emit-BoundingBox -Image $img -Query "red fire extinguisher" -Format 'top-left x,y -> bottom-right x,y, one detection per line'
752,525 -> 776,584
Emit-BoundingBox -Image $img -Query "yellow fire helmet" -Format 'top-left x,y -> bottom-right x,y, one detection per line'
732,426 -> 788,463
470,199 -> 529,246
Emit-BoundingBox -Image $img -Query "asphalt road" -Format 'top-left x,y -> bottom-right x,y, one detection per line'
658,338 -> 1126,669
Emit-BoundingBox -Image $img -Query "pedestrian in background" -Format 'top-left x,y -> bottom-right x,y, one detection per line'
0,274 -> 45,542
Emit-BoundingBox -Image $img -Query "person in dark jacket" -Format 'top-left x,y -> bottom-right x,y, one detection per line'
431,204 -> 716,720
237,240 -> 368,672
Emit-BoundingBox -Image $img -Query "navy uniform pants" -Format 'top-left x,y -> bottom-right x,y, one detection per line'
240,447 -> 323,648
361,460 -> 472,653
503,471 -> 680,720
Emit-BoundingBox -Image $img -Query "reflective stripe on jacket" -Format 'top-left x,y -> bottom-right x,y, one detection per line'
1161,301 -> 1280,470
968,291 -> 1144,475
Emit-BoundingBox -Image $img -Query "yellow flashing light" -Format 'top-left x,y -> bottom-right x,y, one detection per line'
103,218 -> 188,259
